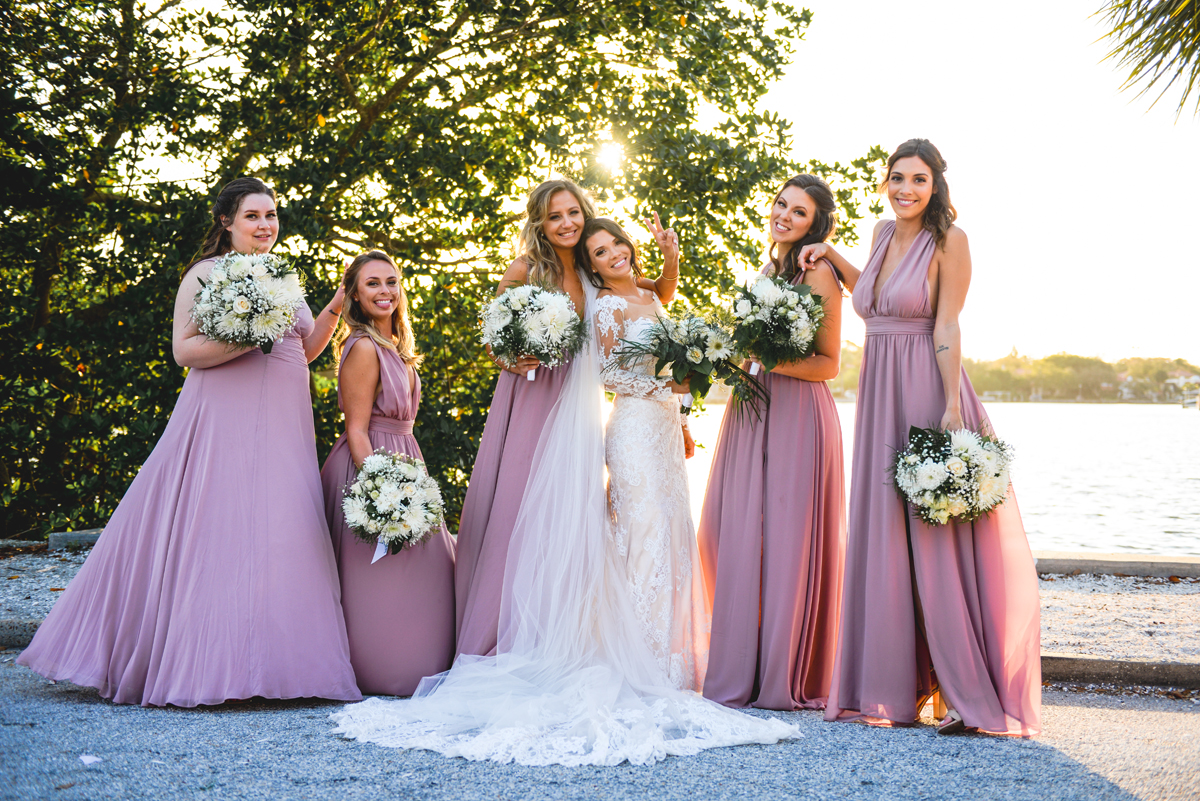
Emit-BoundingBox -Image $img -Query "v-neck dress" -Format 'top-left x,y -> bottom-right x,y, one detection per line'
321,334 -> 457,696
825,222 -> 1041,736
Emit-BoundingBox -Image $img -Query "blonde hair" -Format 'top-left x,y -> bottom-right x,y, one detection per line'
515,179 -> 598,288
333,250 -> 422,367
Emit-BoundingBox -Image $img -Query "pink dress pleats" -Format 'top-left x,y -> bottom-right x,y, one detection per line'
454,361 -> 571,658
825,222 -> 1041,736
697,270 -> 846,711
17,305 -> 361,707
320,335 -> 457,696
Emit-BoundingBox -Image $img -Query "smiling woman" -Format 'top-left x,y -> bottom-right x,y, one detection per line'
453,179 -> 598,659
16,177 -> 361,707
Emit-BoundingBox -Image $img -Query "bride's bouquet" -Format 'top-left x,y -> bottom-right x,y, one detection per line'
342,449 -> 446,561
729,276 -> 825,375
613,310 -> 767,414
893,426 -> 1014,526
190,252 -> 306,354
480,285 -> 588,381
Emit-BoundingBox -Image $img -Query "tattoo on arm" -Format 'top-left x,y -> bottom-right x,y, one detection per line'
936,345 -> 949,354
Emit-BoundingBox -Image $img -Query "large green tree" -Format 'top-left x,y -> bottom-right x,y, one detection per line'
1,0 -> 884,538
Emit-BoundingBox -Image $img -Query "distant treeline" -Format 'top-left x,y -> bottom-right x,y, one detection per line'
828,347 -> 1200,402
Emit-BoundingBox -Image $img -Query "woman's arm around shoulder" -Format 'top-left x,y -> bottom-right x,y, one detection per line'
769,258 -> 843,382
932,225 -> 971,431
172,259 -> 253,369
340,337 -> 381,470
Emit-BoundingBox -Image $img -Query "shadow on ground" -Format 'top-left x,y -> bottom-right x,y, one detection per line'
3,652 -> 1196,801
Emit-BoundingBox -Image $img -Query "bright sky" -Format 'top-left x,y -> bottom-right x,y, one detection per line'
760,0 -> 1200,364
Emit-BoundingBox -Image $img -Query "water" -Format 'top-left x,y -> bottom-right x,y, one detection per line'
684,401 -> 1200,557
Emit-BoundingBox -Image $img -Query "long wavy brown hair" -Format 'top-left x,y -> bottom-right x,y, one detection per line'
185,177 -> 276,275
515,178 -> 598,288
883,138 -> 957,248
333,250 -> 422,368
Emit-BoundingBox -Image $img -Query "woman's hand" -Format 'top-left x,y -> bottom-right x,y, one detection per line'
797,243 -> 830,270
939,406 -> 965,432
646,211 -> 679,265
666,376 -> 691,395
510,356 -> 541,376
681,423 -> 695,459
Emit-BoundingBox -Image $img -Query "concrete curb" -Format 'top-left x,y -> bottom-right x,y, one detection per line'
0,619 -> 42,649
1033,551 -> 1200,579
48,529 -> 103,550
1041,652 -> 1200,689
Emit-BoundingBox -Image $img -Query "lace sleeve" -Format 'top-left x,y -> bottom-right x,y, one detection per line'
594,296 -> 675,402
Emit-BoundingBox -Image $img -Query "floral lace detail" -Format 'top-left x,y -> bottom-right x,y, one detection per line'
593,293 -> 710,691
594,295 -> 675,402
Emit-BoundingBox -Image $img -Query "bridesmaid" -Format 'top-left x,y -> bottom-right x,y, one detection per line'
805,139 -> 1041,735
453,179 -> 597,658
696,174 -> 846,710
18,177 -> 361,707
320,250 -> 456,696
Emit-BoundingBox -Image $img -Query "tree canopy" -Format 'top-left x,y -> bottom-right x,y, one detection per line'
1,0 -> 885,538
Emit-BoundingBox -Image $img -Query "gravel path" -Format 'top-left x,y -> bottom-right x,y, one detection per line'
1039,574 -> 1200,662
2,655 -> 1197,801
0,549 -> 88,620
6,547 -> 1198,663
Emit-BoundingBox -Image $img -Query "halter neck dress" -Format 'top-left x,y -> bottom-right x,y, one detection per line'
826,222 -> 1041,736
18,301 -> 360,707
697,261 -> 846,710
320,334 -> 456,696
454,275 -> 580,658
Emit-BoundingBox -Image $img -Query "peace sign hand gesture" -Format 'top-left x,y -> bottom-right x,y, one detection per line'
644,211 -> 680,270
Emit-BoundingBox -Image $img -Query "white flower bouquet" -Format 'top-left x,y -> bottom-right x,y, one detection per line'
893,425 -> 1014,526
729,276 -> 825,375
342,449 -> 446,560
612,310 -> 766,414
190,252 -> 306,354
480,285 -> 588,381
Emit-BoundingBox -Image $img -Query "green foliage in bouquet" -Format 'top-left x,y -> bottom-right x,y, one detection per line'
726,276 -> 825,372
613,312 -> 768,415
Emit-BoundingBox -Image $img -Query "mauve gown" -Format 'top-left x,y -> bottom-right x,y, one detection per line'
826,221 -> 1041,736
17,304 -> 361,707
697,264 -> 846,710
454,314 -> 573,658
320,335 -> 457,695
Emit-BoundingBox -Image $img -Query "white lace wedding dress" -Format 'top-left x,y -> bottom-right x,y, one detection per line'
596,293 -> 709,691
330,278 -> 799,766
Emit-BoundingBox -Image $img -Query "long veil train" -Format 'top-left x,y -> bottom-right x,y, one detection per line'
330,278 -> 799,766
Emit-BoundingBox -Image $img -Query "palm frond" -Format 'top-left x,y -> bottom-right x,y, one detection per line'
1098,0 -> 1200,117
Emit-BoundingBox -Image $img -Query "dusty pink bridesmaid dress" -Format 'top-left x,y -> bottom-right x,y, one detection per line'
697,264 -> 846,710
826,221 -> 1041,735
454,351 -> 571,658
321,335 -> 456,695
18,304 -> 361,707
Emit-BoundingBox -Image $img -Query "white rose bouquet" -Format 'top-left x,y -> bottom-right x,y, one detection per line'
728,276 -> 825,376
612,310 -> 767,415
480,284 -> 588,382
893,425 -> 1014,526
190,252 -> 306,354
342,449 -> 446,561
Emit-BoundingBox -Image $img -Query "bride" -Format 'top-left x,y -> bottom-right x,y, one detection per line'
330,215 -> 798,767
586,216 -> 710,691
